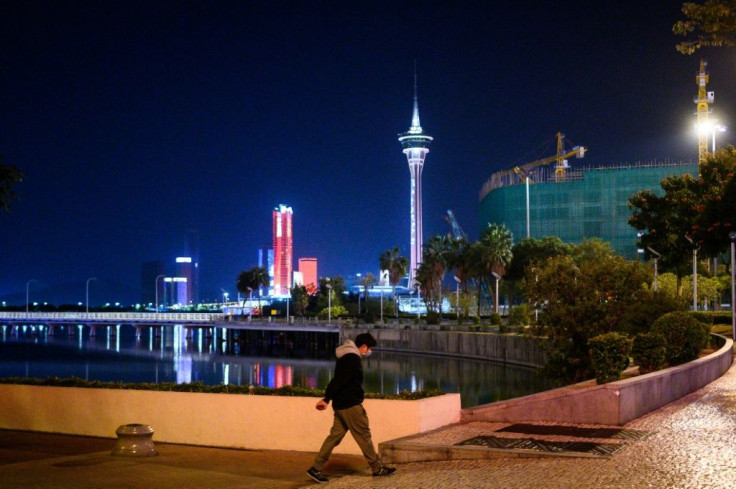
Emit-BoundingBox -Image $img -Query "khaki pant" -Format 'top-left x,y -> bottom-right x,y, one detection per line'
312,404 -> 381,472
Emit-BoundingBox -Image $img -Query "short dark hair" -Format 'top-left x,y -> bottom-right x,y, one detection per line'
355,333 -> 377,348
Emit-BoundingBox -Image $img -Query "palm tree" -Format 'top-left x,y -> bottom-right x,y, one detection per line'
236,270 -> 253,316
379,247 -> 409,317
250,266 -> 269,315
358,273 -> 377,314
475,224 -> 514,314
236,266 -> 269,316
446,237 -> 471,318
421,234 -> 453,316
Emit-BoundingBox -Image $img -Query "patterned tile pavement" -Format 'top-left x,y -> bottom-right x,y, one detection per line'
302,361 -> 736,488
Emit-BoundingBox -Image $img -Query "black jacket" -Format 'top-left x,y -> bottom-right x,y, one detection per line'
323,340 -> 364,410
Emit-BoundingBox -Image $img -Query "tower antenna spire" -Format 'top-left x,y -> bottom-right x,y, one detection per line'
399,67 -> 433,287
411,61 -> 422,133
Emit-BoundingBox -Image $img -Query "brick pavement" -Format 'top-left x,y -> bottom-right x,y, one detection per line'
300,361 -> 736,488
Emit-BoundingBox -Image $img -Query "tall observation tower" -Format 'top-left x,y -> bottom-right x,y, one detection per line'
398,74 -> 433,287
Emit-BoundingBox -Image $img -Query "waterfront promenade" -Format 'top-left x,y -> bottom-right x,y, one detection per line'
2,359 -> 736,488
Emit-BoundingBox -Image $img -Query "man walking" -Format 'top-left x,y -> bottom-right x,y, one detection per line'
306,333 -> 396,483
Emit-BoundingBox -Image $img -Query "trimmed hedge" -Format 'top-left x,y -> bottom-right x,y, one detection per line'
0,376 -> 444,400
631,332 -> 667,375
589,332 -> 632,384
652,311 -> 709,366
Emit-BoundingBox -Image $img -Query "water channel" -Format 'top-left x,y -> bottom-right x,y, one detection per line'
0,324 -> 559,408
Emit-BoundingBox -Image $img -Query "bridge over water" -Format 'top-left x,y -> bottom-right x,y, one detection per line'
0,312 -> 341,334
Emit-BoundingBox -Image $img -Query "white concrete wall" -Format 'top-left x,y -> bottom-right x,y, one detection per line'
463,336 -> 733,426
0,387 -> 460,454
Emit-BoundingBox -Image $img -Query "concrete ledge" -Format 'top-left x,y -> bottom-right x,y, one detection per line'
0,385 -> 460,455
462,335 -> 733,426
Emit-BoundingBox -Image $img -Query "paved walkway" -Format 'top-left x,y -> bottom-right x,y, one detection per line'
2,361 -> 736,488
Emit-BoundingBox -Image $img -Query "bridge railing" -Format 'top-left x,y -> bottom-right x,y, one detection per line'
0,312 -> 222,323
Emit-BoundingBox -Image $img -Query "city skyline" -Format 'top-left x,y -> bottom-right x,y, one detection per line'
2,1 -> 736,305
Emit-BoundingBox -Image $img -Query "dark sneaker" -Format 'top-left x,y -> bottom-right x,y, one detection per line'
307,467 -> 329,483
372,466 -> 396,477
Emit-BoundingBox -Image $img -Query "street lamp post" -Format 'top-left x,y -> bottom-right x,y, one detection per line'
155,275 -> 164,314
413,280 -> 422,319
25,279 -> 38,315
326,284 -> 333,324
454,276 -> 461,320
647,247 -> 661,292
685,236 -> 698,311
730,232 -> 736,341
380,287 -> 383,324
86,277 -> 97,316
246,287 -> 253,320
491,272 -> 501,314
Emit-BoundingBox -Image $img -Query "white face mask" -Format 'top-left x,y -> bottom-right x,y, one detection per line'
362,349 -> 372,358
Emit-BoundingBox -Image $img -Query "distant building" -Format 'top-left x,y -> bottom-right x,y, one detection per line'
259,247 -> 274,296
479,161 -> 699,258
272,204 -> 293,297
176,257 -> 193,305
141,260 -> 165,306
298,257 -> 318,294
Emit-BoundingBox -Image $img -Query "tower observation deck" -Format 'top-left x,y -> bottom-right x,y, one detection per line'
398,75 -> 432,287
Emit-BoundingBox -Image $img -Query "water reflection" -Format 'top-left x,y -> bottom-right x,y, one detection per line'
0,324 -> 558,407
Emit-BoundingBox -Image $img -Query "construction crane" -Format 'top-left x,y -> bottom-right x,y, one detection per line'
513,132 -> 586,180
445,210 -> 468,241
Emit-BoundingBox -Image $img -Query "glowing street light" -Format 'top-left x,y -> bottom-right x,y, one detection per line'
696,120 -> 727,153
86,277 -> 97,316
25,279 -> 38,315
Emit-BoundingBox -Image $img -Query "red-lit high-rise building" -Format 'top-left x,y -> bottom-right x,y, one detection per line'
272,204 -> 293,297
298,257 -> 318,295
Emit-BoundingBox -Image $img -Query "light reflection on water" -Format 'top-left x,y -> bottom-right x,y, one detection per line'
0,324 -> 558,408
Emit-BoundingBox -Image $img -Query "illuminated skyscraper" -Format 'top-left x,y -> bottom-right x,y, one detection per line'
398,73 -> 432,286
272,204 -> 293,297
298,257 -> 318,294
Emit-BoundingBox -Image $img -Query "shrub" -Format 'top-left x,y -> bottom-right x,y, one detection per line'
631,332 -> 667,374
489,313 -> 502,325
651,311 -> 709,365
364,311 -> 375,324
588,332 -> 632,384
425,311 -> 441,325
508,304 -> 531,326
317,305 -> 348,319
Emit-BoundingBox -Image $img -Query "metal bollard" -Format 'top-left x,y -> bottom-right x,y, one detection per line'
111,423 -> 158,457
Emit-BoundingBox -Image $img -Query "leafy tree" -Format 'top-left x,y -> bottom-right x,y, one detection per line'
524,249 -> 649,381
0,155 -> 23,213
691,149 -> 736,256
290,285 -> 309,316
674,0 -> 736,54
379,247 -> 409,317
628,172 -> 701,295
313,276 -> 346,314
506,236 -> 571,305
357,273 -> 377,314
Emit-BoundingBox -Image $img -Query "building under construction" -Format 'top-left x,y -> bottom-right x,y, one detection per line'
478,156 -> 697,259
479,61 -> 716,258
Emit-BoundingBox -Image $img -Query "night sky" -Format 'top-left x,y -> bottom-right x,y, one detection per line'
2,1 -> 736,305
